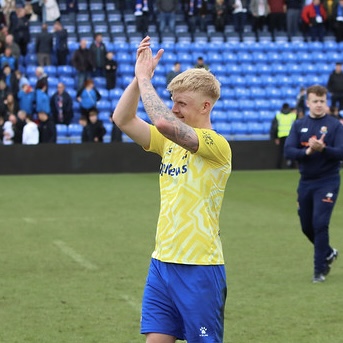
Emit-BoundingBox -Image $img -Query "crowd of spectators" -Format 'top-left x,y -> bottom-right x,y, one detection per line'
1,0 -> 343,146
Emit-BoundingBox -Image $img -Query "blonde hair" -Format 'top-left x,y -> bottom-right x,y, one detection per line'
167,68 -> 221,102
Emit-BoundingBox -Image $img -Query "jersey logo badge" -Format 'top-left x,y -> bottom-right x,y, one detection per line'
301,128 -> 308,132
320,126 -> 328,135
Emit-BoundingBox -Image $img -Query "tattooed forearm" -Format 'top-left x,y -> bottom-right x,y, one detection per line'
140,78 -> 199,153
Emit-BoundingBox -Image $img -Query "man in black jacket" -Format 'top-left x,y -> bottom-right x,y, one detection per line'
38,111 -> 56,143
53,21 -> 69,66
72,39 -> 95,91
327,62 -> 343,111
89,33 -> 107,77
50,83 -> 74,125
36,24 -> 53,66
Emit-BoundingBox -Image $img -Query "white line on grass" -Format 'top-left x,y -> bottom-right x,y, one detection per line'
120,294 -> 141,313
53,240 -> 98,271
22,217 -> 37,224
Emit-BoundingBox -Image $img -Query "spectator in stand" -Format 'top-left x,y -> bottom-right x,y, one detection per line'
0,114 -> 4,143
104,51 -> 118,90
2,92 -> 19,118
31,0 -> 43,22
89,33 -> 107,77
66,0 -> 78,22
296,86 -> 307,119
229,0 -> 248,42
5,34 -> 21,60
331,0 -> 343,42
1,1 -> 15,26
43,0 -> 60,23
134,0 -> 150,37
22,114 -> 39,145
53,21 -> 68,66
35,66 -> 48,90
249,0 -> 270,42
2,113 -> 14,144
285,0 -> 303,42
35,84 -> 50,116
35,23 -> 53,67
17,82 -> 34,116
213,0 -> 227,33
9,6 -> 31,56
194,56 -> 209,70
327,62 -> 343,111
38,110 -> 56,143
0,24 -> 8,54
0,6 -> 6,28
16,109 -> 27,143
81,109 -> 106,143
109,114 -> 122,142
0,79 -> 9,106
268,0 -> 286,42
15,70 -> 30,89
156,0 -> 178,33
301,0 -> 327,42
50,82 -> 73,125
166,61 -> 181,86
76,79 -> 101,120
1,64 -> 19,97
185,0 -> 208,34
270,103 -> 297,169
72,39 -> 94,91
0,47 -> 17,70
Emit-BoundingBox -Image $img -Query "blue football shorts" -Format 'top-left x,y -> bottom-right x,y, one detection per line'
141,258 -> 227,342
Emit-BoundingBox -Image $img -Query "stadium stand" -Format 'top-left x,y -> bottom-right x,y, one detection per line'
5,0 -> 343,144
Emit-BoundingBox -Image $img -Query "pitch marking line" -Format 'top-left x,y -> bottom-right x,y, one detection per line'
120,294 -> 141,313
53,240 -> 98,271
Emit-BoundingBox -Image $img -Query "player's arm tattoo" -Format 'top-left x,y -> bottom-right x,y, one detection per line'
140,78 -> 199,153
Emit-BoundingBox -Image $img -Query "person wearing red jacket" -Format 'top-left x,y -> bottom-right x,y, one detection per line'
301,0 -> 327,42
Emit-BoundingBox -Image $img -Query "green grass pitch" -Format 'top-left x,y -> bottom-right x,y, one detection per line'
0,170 -> 342,343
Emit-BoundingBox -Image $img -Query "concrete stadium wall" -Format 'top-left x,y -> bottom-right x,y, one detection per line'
0,141 -> 278,175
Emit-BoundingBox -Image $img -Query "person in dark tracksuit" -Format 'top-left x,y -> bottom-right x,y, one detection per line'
284,85 -> 343,283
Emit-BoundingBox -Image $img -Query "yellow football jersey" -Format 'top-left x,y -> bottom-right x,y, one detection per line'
145,125 -> 232,265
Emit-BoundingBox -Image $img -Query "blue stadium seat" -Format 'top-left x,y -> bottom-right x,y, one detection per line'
248,122 -> 265,134
227,110 -> 243,122
44,65 -> 57,77
249,87 -> 266,99
93,77 -> 106,88
260,111 -> 276,122
97,88 -> 109,100
238,99 -> 255,111
97,100 -> 112,112
91,13 -> 106,23
57,65 -> 75,77
25,53 -> 38,66
76,13 -> 90,22
254,99 -> 273,111
211,110 -> 228,123
107,12 -> 122,22
94,24 -> 109,34
226,64 -> 242,75
109,88 -> 125,101
56,124 -> 68,136
231,122 -> 248,134
243,110 -> 260,122
59,76 -> 75,88
222,99 -> 238,111
213,122 -> 231,135
48,76 -> 59,88
234,87 -> 251,99
68,124 -> 83,140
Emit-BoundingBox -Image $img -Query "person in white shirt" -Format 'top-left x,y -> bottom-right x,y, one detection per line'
2,119 -> 14,145
22,115 -> 39,145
